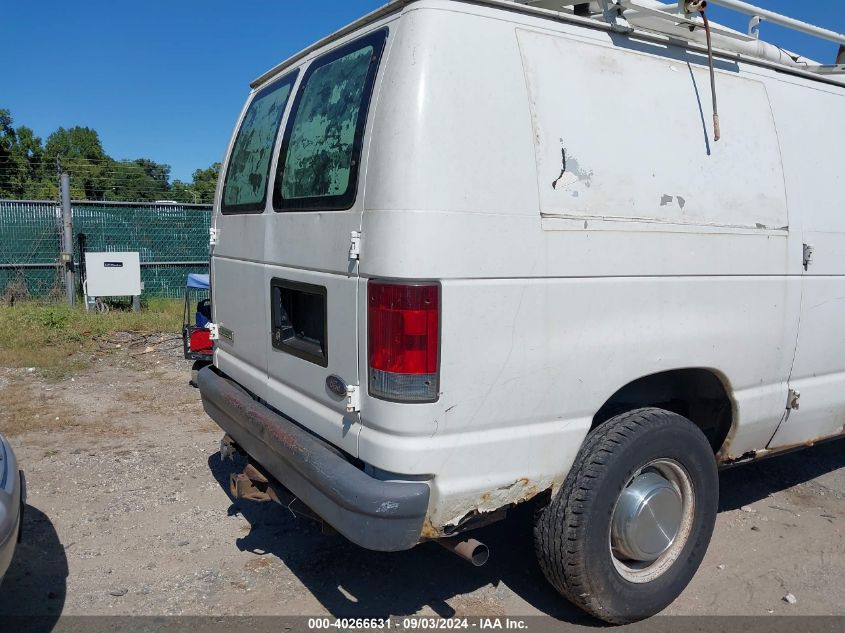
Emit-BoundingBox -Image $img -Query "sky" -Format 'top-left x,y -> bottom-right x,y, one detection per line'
2,1 -> 843,183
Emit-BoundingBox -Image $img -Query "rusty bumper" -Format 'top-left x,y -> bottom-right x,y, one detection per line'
197,367 -> 430,551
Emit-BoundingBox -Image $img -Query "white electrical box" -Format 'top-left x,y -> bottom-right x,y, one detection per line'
84,252 -> 142,297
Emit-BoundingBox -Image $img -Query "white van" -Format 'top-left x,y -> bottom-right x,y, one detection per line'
199,0 -> 845,622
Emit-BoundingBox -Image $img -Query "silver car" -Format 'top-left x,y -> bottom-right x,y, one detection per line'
0,434 -> 23,585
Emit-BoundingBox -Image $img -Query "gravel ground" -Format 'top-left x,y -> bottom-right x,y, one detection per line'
0,344 -> 842,622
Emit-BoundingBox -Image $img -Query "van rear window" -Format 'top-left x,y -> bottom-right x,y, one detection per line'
221,72 -> 298,214
273,29 -> 387,211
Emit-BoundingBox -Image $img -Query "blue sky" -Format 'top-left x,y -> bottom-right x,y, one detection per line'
3,1 -> 843,182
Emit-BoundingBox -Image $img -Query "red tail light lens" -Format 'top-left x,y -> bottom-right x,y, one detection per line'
189,329 -> 213,354
368,281 -> 439,402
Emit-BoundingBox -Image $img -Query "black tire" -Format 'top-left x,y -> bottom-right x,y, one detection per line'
534,407 -> 718,624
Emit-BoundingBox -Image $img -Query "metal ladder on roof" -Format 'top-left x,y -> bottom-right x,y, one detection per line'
517,0 -> 845,75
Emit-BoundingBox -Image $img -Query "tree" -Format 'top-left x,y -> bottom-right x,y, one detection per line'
1,108 -> 217,203
171,163 -> 220,204
170,179 -> 195,203
43,127 -> 111,199
15,127 -> 50,198
111,160 -> 170,201
190,163 -> 220,204
0,111 -> 52,198
134,158 -> 170,188
0,109 -> 21,197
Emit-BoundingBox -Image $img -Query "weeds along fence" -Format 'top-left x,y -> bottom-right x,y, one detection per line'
0,200 -> 212,301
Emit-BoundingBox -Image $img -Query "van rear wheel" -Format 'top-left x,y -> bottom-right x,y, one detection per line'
534,407 -> 718,623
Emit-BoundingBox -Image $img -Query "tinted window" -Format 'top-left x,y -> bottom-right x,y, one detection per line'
222,72 -> 297,214
274,29 -> 387,211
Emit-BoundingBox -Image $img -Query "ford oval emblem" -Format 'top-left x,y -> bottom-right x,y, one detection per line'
326,374 -> 347,398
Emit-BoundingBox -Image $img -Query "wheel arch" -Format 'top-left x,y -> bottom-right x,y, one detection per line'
590,368 -> 735,455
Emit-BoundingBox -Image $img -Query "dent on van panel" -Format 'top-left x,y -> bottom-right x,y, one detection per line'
516,29 -> 788,232
551,147 -> 593,191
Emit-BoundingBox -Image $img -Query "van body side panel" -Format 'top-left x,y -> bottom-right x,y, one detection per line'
359,4 -> 802,529
360,277 -> 798,526
363,7 -> 539,217
767,81 -> 845,448
519,30 -> 788,231
207,1 -> 842,539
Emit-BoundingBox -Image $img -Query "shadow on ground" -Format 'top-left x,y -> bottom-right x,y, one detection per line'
207,437 -> 843,621
0,505 -> 68,632
207,454 -> 594,623
718,438 -> 844,511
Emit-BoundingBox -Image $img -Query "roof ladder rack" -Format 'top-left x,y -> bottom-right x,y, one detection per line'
517,0 -> 845,76
706,0 -> 845,75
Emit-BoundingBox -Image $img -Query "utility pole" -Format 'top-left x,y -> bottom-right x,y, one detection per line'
60,173 -> 75,306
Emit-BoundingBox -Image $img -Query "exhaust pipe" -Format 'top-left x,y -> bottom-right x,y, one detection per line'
437,537 -> 490,567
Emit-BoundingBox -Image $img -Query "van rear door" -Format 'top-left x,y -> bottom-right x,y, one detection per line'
261,29 -> 388,457
213,71 -> 300,402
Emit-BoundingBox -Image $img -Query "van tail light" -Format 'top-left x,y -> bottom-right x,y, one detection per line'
368,280 -> 440,402
189,328 -> 213,354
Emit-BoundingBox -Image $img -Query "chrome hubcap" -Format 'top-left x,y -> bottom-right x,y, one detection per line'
610,458 -> 695,583
611,471 -> 682,561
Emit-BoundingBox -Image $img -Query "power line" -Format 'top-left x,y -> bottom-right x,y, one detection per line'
0,158 -> 220,171
0,158 -> 176,166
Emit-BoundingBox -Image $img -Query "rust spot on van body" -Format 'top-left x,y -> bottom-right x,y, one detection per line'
419,518 -> 440,540
224,391 -> 307,457
719,427 -> 845,467
421,478 -> 547,541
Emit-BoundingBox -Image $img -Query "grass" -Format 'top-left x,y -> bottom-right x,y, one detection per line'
0,380 -> 80,436
0,298 -> 183,378
0,373 -> 142,438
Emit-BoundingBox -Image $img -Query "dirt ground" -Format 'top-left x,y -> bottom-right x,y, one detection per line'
0,341 -> 842,623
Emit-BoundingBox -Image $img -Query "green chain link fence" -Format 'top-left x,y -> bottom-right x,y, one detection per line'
0,199 -> 211,301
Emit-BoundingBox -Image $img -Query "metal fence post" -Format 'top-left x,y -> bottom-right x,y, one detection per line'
60,174 -> 75,306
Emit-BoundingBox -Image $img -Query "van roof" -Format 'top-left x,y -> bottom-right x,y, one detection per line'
251,0 -> 412,89
251,0 -> 845,90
